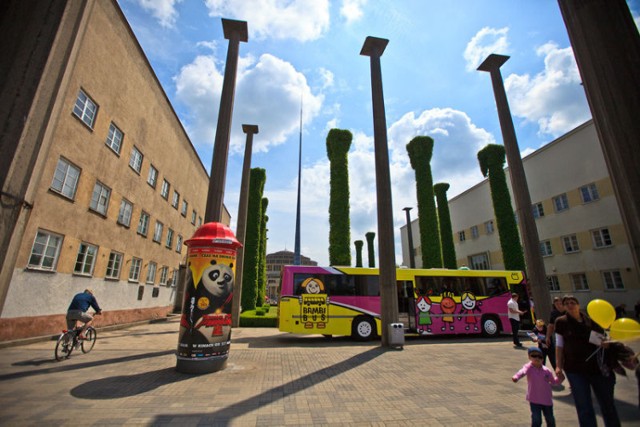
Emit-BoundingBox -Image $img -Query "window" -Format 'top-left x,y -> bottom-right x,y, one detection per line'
129,257 -> 142,282
468,252 -> 490,270
90,181 -> 111,216
171,268 -> 179,287
74,242 -> 98,275
166,228 -> 174,248
547,275 -> 560,292
117,199 -> 133,227
580,183 -> 599,203
181,200 -> 188,217
146,261 -> 157,284
603,270 -> 624,290
105,123 -> 123,154
470,225 -> 479,239
159,266 -> 169,286
553,193 -> 569,212
129,146 -> 143,173
458,230 -> 466,242
191,210 -> 197,225
137,211 -> 150,236
172,190 -> 180,209
51,158 -> 80,199
540,240 -> 553,257
147,165 -> 158,188
592,228 -> 612,248
198,216 -> 203,227
106,251 -> 123,279
485,220 -> 494,234
161,179 -> 170,199
176,235 -> 183,253
153,221 -> 163,243
72,90 -> 97,128
532,202 -> 545,219
28,230 -> 63,270
562,234 -> 580,253
571,273 -> 589,291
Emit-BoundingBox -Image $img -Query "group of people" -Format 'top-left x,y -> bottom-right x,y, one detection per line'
509,293 -> 638,427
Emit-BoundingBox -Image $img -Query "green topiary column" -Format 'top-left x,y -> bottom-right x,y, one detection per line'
434,183 -> 457,269
407,136 -> 442,268
354,240 -> 364,267
365,232 -> 376,267
326,129 -> 352,266
241,168 -> 266,312
256,198 -> 268,307
477,144 -> 525,271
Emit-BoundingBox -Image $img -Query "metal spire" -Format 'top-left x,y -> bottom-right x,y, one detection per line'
293,93 -> 303,265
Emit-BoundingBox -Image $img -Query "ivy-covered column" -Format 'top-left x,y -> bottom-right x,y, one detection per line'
365,232 -> 376,267
241,168 -> 266,312
354,240 -> 364,267
434,183 -> 457,269
406,136 -> 442,268
326,128 -> 352,266
256,198 -> 268,307
477,145 -> 525,271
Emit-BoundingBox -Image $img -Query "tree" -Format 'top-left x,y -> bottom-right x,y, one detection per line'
365,232 -> 376,267
241,168 -> 266,311
406,136 -> 442,268
477,144 -> 525,271
326,128 -> 352,266
434,183 -> 457,269
256,198 -> 268,307
354,240 -> 364,267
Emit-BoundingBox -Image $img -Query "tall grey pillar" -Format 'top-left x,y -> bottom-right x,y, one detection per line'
204,19 -> 248,223
361,36 -> 399,347
557,0 -> 640,275
232,124 -> 258,327
403,207 -> 415,268
478,54 -> 551,324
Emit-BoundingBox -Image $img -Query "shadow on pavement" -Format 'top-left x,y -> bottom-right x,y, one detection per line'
553,385 -> 640,424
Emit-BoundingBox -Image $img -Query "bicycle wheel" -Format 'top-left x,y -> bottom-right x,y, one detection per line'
54,332 -> 73,361
81,327 -> 96,353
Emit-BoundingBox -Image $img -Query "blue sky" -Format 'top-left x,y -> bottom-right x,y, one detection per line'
117,0 -> 640,266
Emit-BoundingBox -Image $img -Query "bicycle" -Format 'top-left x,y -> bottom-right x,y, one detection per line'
54,325 -> 97,361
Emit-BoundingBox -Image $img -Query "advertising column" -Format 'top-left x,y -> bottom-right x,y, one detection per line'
176,222 -> 242,374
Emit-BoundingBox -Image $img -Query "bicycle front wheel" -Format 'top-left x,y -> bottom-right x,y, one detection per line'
54,332 -> 73,361
81,327 -> 96,353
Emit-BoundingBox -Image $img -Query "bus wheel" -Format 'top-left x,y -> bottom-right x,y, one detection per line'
352,317 -> 375,341
481,315 -> 500,337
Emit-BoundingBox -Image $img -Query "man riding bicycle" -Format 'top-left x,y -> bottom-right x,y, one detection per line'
66,289 -> 102,339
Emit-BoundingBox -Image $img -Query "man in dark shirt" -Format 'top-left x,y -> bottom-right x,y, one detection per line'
67,289 -> 102,339
545,297 -> 565,369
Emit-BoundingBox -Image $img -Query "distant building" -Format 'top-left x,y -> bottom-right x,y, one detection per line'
400,120 -> 639,307
0,0 -> 229,340
265,250 -> 317,301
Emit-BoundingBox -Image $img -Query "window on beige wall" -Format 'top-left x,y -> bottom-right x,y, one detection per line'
105,123 -> 123,154
485,220 -> 494,234
51,158 -> 80,200
532,202 -> 545,218
147,165 -> 158,188
72,89 -> 98,128
603,270 -> 624,290
161,179 -> 170,199
146,261 -> 157,284
547,275 -> 560,291
129,146 -> 143,174
470,225 -> 479,239
137,211 -> 150,236
153,221 -> 163,243
580,183 -> 599,203
129,257 -> 142,282
591,228 -> 612,248
90,181 -> 111,216
28,230 -> 63,271
553,194 -> 569,212
562,235 -> 580,253
106,251 -> 123,279
540,240 -> 553,257
74,242 -> 98,276
172,191 -> 180,209
571,273 -> 589,291
117,199 -> 133,227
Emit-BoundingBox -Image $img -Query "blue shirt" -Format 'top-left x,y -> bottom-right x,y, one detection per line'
67,292 -> 101,313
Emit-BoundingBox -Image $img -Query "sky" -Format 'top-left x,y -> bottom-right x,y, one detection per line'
117,0 -> 640,267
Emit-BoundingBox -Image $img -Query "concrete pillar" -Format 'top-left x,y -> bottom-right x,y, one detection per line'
204,19 -> 248,223
557,0 -> 640,275
478,54 -> 551,324
232,124 -> 258,327
360,36 -> 399,347
403,207 -> 416,268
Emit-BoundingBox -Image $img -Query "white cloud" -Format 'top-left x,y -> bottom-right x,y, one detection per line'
318,67 -> 335,90
204,0 -> 330,42
340,0 -> 368,24
173,52 -> 323,156
135,0 -> 183,28
505,42 -> 591,137
464,27 -> 510,71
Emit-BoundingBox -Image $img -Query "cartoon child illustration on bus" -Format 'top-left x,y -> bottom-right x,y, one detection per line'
440,292 -> 457,331
416,296 -> 433,333
302,278 -> 324,294
458,291 -> 481,331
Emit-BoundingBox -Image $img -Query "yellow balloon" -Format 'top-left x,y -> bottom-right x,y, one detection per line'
586,299 -> 616,329
609,318 -> 640,341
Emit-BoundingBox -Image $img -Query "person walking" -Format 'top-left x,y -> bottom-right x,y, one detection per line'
528,319 -> 550,366
545,297 -> 565,370
513,346 -> 564,426
555,295 -> 621,427
508,293 -> 526,348
66,289 -> 102,339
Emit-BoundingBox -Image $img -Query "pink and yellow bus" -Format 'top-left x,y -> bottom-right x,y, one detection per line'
277,266 -> 531,340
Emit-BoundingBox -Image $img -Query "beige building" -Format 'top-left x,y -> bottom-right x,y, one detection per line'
400,120 -> 639,308
266,250 -> 317,301
0,0 -> 229,341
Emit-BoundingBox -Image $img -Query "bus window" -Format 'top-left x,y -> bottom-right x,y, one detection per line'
461,277 -> 483,295
354,275 -> 379,296
414,276 -> 438,296
441,277 -> 461,295
328,275 -> 355,296
486,277 -> 507,296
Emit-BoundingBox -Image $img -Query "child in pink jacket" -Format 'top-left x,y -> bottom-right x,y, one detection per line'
512,346 -> 564,426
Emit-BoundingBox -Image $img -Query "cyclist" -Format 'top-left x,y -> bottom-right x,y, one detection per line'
66,289 -> 102,339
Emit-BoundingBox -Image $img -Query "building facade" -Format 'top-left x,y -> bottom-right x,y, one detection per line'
400,121 -> 639,307
265,250 -> 317,301
0,0 -> 229,340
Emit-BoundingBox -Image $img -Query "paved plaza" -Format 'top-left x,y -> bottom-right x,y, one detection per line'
0,317 -> 637,426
